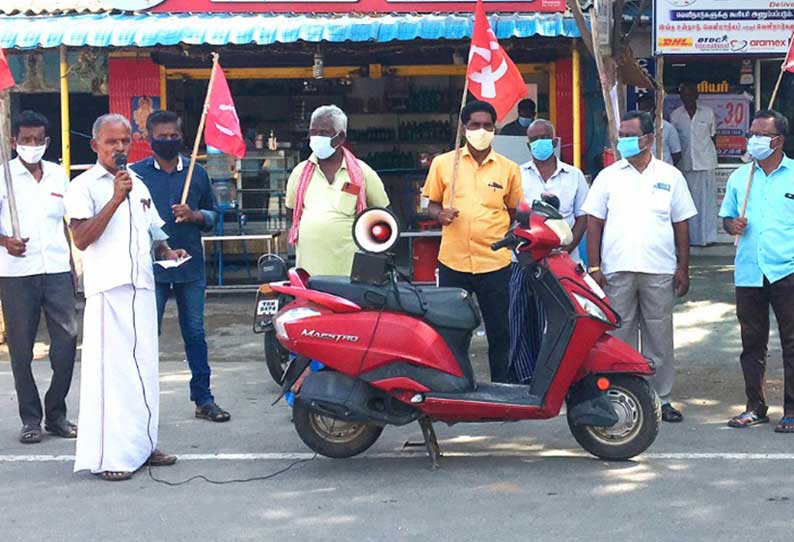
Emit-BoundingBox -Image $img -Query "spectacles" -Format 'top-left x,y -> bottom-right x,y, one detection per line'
746,131 -> 781,138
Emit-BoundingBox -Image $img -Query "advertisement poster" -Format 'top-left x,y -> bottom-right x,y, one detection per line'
664,94 -> 752,158
655,0 -> 794,55
131,96 -> 161,141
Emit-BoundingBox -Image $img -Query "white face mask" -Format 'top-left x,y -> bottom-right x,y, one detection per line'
465,128 -> 495,151
16,144 -> 47,164
309,133 -> 339,160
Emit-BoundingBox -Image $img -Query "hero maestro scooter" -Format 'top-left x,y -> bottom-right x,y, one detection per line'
256,201 -> 661,466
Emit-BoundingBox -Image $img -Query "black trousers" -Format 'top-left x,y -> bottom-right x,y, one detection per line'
736,273 -> 794,417
0,272 -> 78,427
438,263 -> 511,383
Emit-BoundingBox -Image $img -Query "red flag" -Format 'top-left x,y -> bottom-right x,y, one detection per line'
784,31 -> 794,73
0,49 -> 16,91
466,0 -> 528,121
204,63 -> 245,158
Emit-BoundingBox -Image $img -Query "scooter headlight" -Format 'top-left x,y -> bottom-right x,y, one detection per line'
572,292 -> 609,323
273,307 -> 321,340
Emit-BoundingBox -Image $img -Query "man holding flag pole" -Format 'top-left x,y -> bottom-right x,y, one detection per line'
422,0 -> 524,383
717,30 -> 794,435
129,51 -> 241,423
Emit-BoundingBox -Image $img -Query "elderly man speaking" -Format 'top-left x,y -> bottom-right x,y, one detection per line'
286,105 -> 390,276
66,114 -> 185,481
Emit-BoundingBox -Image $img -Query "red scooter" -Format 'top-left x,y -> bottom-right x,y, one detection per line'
263,201 -> 660,466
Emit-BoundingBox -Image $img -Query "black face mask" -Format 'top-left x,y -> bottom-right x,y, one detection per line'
151,138 -> 183,161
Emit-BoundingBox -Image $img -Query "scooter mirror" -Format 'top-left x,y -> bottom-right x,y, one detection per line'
541,193 -> 561,210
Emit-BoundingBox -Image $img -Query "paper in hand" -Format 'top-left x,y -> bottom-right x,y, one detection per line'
155,254 -> 192,269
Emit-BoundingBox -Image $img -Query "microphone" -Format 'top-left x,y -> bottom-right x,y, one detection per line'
113,152 -> 131,201
114,152 -> 128,172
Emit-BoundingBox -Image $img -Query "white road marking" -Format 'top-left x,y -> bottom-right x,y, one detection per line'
3,451 -> 794,463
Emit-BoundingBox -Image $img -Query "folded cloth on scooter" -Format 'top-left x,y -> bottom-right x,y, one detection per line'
307,277 -> 480,331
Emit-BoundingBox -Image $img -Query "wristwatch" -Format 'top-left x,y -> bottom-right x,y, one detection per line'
587,266 -> 601,274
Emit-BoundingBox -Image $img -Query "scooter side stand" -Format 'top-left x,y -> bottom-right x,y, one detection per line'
403,417 -> 442,469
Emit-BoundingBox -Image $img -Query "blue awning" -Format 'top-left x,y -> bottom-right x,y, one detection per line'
0,12 -> 580,50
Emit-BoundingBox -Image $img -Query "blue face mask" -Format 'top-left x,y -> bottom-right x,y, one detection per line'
617,136 -> 643,159
530,138 -> 555,161
517,116 -> 532,128
747,135 -> 775,161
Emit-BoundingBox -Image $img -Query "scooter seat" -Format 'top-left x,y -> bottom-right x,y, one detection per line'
307,276 -> 480,331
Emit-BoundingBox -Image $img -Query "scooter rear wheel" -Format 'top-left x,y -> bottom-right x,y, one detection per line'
568,375 -> 661,461
293,399 -> 384,459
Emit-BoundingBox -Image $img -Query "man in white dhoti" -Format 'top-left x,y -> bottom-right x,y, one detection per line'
65,114 -> 186,481
670,81 -> 719,246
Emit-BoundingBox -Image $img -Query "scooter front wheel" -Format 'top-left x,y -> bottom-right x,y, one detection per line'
568,375 -> 661,461
293,399 -> 384,459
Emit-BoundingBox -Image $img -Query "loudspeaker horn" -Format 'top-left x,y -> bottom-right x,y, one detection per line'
352,207 -> 400,254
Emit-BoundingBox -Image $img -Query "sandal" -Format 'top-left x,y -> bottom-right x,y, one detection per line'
97,471 -> 133,482
662,403 -> 683,423
728,410 -> 769,428
20,425 -> 42,444
195,402 -> 231,423
774,416 -> 794,434
146,449 -> 177,467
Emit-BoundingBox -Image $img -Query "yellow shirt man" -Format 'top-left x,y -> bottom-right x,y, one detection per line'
422,146 -> 522,274
286,154 -> 389,276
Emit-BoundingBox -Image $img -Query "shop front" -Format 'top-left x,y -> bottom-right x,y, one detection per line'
0,0 -> 585,284
654,0 -> 794,243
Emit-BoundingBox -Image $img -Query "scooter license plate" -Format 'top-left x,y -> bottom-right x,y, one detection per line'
252,292 -> 280,333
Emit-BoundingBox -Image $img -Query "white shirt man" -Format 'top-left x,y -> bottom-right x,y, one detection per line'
0,158 -> 71,277
670,85 -> 719,245
66,114 -> 182,481
584,159 -> 696,276
584,111 -> 697,422
518,159 -> 589,261
1,124 -> 78,444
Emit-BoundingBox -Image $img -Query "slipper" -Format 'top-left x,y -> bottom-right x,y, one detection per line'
774,416 -> 794,434
195,402 -> 231,423
45,419 -> 77,439
19,425 -> 42,444
662,403 -> 683,423
728,411 -> 769,428
97,471 -> 133,482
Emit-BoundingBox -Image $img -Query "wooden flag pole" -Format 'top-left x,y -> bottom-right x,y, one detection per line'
734,160 -> 757,247
768,66 -> 786,110
447,75 -> 470,208
589,9 -> 618,155
0,89 -> 20,239
181,52 -> 220,205
655,56 -> 665,160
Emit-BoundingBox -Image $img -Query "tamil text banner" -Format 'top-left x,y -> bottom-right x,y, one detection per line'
655,0 -> 794,55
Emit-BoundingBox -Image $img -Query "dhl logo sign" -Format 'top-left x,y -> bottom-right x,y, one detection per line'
657,37 -> 693,48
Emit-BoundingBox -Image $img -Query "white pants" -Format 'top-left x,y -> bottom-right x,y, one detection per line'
682,169 -> 717,246
74,284 -> 159,474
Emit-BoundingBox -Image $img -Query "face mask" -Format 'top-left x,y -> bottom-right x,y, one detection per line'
16,144 -> 46,164
747,135 -> 775,161
465,128 -> 495,151
151,138 -> 183,161
517,116 -> 532,128
617,136 -> 643,159
309,133 -> 339,160
530,138 -> 555,162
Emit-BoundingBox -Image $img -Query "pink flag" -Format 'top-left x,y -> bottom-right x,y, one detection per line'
204,64 -> 245,158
